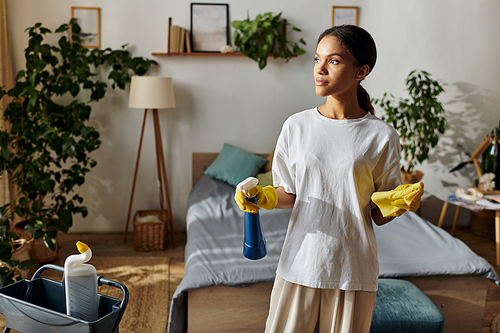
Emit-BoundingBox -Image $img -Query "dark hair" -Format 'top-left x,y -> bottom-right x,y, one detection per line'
317,25 -> 377,114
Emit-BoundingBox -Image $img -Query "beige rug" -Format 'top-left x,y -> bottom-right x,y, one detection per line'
492,313 -> 500,332
0,256 -> 171,333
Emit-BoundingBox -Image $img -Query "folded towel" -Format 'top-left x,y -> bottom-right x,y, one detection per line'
371,182 -> 424,217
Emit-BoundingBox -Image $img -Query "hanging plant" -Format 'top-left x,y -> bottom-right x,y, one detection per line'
232,12 -> 306,70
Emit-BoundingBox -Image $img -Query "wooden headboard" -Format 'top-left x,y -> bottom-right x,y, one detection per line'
192,152 -> 270,187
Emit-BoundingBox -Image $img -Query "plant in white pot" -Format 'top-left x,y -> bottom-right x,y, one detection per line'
373,69 -> 448,183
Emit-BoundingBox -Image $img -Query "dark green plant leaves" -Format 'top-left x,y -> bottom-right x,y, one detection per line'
0,242 -> 12,263
0,269 -> 14,288
373,69 -> 447,172
232,12 -> 306,70
0,20 -> 158,265
18,258 -> 37,270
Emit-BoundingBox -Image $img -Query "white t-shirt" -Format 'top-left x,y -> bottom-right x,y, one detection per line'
272,108 -> 402,291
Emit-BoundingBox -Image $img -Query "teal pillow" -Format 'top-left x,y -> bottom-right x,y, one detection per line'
204,143 -> 267,187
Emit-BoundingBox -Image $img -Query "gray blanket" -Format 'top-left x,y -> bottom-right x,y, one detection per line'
168,175 -> 499,333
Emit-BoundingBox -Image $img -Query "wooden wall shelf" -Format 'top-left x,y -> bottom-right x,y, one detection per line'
151,52 -> 244,57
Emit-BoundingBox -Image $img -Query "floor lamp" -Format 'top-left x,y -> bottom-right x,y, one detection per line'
124,76 -> 176,248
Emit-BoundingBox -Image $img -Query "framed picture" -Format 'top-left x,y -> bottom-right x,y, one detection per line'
332,6 -> 359,26
190,3 -> 229,52
71,7 -> 101,48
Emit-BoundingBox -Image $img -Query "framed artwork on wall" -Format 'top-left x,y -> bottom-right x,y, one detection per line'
71,7 -> 101,48
332,6 -> 359,26
190,3 -> 229,52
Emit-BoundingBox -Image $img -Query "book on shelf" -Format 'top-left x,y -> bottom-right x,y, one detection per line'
185,30 -> 191,53
169,25 -> 190,53
179,27 -> 185,53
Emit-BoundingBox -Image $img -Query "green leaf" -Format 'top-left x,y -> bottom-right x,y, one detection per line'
1,148 -> 10,161
0,270 -> 15,288
6,260 -> 19,268
18,258 -> 38,270
43,234 -> 56,251
258,58 -> 267,70
0,242 -> 12,262
231,20 -> 242,29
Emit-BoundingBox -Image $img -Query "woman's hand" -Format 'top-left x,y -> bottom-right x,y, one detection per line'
371,207 -> 396,226
275,186 -> 296,209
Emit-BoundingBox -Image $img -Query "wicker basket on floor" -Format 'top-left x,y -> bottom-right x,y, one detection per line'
133,210 -> 168,251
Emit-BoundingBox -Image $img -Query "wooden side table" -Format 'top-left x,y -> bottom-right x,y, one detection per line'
437,198 -> 500,265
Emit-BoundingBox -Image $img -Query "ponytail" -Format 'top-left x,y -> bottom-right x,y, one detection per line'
357,85 -> 374,114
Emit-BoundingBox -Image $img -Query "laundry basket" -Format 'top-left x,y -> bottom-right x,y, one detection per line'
133,210 -> 168,251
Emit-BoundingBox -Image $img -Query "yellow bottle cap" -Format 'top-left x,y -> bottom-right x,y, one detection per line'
76,241 -> 90,254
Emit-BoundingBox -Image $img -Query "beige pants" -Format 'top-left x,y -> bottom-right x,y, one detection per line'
264,276 -> 376,333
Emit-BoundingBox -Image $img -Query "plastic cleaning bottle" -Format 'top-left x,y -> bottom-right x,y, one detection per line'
64,241 -> 99,321
237,177 -> 267,260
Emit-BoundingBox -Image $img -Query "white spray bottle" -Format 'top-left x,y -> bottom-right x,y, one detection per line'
64,241 -> 99,321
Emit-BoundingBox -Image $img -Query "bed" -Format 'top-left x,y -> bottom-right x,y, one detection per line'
167,151 -> 500,333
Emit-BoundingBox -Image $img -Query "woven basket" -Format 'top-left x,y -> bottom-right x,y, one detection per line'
13,221 -> 60,264
133,210 -> 168,251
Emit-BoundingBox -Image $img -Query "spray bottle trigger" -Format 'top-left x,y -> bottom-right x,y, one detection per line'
236,177 -> 259,198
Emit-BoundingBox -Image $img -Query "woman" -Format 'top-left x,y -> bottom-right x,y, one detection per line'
236,25 -> 421,333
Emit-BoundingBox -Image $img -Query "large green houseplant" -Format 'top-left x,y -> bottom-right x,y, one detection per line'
373,69 -> 447,183
0,19 -> 157,284
232,12 -> 306,70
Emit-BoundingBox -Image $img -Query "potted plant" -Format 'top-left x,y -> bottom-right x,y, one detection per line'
0,20 -> 157,268
232,12 -> 306,70
0,206 -> 37,286
373,69 -> 447,183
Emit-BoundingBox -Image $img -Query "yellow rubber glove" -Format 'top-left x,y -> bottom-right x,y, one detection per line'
235,185 -> 278,214
371,182 -> 424,217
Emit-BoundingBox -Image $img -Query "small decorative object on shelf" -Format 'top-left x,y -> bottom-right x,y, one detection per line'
220,45 -> 236,54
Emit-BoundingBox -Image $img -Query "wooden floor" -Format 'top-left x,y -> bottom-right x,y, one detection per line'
32,225 -> 500,332
448,226 -> 500,333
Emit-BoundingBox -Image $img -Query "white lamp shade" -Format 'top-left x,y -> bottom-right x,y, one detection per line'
128,76 -> 176,109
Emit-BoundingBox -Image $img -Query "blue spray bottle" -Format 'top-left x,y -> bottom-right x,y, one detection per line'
237,177 -> 267,260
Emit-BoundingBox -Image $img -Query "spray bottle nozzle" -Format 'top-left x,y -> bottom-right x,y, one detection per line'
236,177 -> 259,198
76,241 -> 90,254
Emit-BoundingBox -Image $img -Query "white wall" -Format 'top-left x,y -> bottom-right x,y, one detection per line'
6,0 -> 500,232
